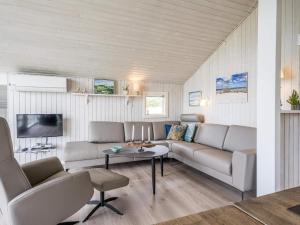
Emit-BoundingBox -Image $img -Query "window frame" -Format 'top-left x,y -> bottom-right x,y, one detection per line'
143,91 -> 169,119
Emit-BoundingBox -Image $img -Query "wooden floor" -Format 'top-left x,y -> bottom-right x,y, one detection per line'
0,160 -> 246,225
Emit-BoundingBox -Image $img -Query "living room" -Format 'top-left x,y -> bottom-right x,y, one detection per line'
0,0 -> 300,225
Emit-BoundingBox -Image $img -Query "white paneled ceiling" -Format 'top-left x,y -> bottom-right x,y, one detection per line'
0,0 -> 257,83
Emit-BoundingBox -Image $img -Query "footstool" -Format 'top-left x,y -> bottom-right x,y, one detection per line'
83,168 -> 129,222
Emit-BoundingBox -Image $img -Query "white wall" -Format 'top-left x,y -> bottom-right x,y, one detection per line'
0,109 -> 6,118
7,75 -> 183,163
281,0 -> 300,109
256,0 -> 282,196
183,0 -> 300,125
0,74 -> 7,118
183,10 -> 257,127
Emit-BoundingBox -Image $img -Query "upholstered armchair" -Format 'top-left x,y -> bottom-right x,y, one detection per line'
0,117 -> 93,225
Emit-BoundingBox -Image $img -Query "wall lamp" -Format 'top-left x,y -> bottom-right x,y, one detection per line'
200,97 -> 209,107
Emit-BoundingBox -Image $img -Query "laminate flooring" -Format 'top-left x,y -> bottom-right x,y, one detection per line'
0,160 -> 249,225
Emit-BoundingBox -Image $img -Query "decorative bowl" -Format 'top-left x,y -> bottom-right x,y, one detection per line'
110,146 -> 123,153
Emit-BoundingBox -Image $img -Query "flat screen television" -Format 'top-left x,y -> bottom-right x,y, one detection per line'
17,114 -> 63,138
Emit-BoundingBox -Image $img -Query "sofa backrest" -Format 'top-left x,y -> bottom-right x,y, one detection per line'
124,122 -> 153,142
88,121 -> 125,143
223,125 -> 256,152
152,121 -> 180,140
194,123 -> 229,149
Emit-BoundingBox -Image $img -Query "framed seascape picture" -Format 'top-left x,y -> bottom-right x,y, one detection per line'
94,79 -> 115,94
189,91 -> 202,106
216,72 -> 248,103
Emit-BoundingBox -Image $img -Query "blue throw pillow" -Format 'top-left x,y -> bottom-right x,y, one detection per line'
184,124 -> 196,142
165,124 -> 172,137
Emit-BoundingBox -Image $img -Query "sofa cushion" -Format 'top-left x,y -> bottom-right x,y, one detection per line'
64,141 -> 126,162
223,125 -> 256,152
167,124 -> 187,141
88,121 -> 125,143
165,139 -> 181,148
194,149 -> 232,175
152,121 -> 180,140
150,140 -> 169,147
194,124 -> 229,149
171,142 -> 197,160
171,142 -> 215,160
124,122 -> 153,142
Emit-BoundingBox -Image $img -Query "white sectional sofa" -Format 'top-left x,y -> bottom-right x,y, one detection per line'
63,114 -> 256,194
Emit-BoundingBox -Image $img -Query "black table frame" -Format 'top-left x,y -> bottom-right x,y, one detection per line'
105,154 -> 164,195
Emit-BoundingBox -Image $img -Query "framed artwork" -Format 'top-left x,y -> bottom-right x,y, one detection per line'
189,91 -> 202,106
216,72 -> 248,103
94,79 -> 115,94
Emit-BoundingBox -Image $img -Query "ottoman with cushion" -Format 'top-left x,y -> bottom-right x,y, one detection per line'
83,168 -> 129,222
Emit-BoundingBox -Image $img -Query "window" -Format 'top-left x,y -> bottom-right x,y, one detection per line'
143,92 -> 168,118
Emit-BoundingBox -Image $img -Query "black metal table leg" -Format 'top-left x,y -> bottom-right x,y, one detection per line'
58,222 -> 79,225
160,155 -> 164,177
152,157 -> 156,195
105,154 -> 109,169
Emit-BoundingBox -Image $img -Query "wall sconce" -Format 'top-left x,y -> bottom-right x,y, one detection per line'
200,97 -> 209,107
132,82 -> 141,95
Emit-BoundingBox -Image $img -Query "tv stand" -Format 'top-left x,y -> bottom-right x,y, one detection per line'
31,144 -> 55,150
31,137 -> 56,150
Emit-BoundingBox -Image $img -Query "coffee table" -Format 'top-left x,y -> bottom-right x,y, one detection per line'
103,144 -> 169,195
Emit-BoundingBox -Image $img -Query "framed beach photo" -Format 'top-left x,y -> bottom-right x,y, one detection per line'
189,91 -> 202,106
94,79 -> 115,94
216,72 -> 248,103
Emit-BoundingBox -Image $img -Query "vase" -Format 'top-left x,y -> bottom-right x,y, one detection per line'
291,105 -> 300,110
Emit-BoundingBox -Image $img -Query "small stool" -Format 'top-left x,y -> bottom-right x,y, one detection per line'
83,168 -> 129,222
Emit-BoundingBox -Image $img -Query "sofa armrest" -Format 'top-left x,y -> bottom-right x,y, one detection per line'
21,157 -> 64,186
8,171 -> 93,225
232,149 -> 256,192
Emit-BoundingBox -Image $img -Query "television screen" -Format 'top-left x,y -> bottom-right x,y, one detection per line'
17,114 -> 63,138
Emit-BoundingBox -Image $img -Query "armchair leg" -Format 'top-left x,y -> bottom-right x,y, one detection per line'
83,192 -> 123,222
105,203 -> 123,215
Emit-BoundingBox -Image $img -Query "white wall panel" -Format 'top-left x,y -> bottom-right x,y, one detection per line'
278,0 -> 300,190
183,9 -> 257,127
7,75 -> 182,164
280,112 -> 300,190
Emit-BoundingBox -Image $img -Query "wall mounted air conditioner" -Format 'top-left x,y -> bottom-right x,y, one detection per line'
9,74 -> 68,93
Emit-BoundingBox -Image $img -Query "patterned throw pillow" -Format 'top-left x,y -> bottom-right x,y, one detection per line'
167,124 -> 187,141
184,124 -> 196,142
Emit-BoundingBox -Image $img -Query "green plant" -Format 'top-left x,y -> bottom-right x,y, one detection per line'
287,89 -> 300,106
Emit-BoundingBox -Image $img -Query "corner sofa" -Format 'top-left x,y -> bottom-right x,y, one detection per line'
63,114 -> 256,193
